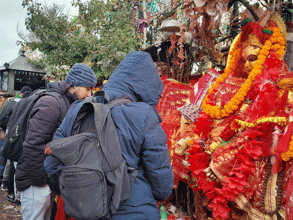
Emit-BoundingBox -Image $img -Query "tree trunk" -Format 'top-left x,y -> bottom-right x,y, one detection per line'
284,38 -> 293,72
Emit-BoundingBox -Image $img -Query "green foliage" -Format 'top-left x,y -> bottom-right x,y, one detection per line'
73,0 -> 139,79
21,0 -> 139,80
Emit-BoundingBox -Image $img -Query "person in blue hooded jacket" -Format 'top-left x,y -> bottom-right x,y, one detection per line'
45,51 -> 174,219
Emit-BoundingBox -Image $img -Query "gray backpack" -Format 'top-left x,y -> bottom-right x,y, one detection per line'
46,99 -> 134,220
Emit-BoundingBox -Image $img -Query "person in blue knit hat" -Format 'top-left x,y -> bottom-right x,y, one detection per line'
15,63 -> 97,220
45,52 -> 174,220
65,63 -> 97,100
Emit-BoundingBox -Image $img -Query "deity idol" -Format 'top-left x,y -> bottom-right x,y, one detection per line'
169,12 -> 293,220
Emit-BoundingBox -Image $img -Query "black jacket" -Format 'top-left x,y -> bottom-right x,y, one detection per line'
15,81 -> 76,191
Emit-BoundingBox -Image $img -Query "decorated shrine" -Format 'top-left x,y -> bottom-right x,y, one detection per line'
156,11 -> 293,220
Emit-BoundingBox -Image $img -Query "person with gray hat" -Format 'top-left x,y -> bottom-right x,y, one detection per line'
15,63 -> 97,220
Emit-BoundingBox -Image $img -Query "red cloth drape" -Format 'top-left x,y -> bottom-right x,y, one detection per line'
55,195 -> 75,220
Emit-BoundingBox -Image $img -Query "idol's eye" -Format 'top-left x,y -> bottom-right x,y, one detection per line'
247,55 -> 258,62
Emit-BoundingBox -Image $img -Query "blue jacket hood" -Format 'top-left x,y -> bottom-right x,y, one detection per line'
102,51 -> 163,107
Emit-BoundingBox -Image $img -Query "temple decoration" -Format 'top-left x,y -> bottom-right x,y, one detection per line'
156,79 -> 194,187
234,117 -> 288,131
159,11 -> 293,220
188,12 -> 293,219
201,21 -> 286,119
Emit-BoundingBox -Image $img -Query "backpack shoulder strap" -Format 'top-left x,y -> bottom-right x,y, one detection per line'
92,99 -> 131,171
106,98 -> 132,109
49,99 -> 131,169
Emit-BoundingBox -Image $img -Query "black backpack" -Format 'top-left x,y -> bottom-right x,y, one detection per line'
2,91 -> 68,162
46,98 -> 135,220
0,97 -> 21,132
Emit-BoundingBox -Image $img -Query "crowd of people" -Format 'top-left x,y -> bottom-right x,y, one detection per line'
0,9 -> 293,220
0,85 -> 33,205
0,52 -> 174,220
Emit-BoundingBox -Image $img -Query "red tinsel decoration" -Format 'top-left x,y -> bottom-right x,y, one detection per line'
188,126 -> 270,219
193,113 -> 213,140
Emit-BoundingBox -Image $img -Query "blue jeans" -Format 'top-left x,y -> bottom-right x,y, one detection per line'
20,185 -> 54,220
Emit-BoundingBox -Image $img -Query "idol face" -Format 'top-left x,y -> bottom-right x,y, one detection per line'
242,45 -> 261,75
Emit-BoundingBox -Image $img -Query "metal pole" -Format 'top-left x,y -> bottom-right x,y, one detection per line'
143,0 -> 147,49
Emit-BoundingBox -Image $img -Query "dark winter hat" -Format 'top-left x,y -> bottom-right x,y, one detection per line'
65,63 -> 97,88
20,86 -> 32,94
22,91 -> 32,98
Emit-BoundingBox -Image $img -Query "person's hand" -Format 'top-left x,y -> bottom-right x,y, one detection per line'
0,130 -> 5,140
44,146 -> 52,155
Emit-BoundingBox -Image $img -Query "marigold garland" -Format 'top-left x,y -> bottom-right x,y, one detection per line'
190,25 -> 287,218
201,27 -> 286,119
281,135 -> 293,161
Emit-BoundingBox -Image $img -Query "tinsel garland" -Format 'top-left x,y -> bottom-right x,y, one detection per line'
188,24 -> 286,219
234,117 -> 288,132
188,130 -> 263,219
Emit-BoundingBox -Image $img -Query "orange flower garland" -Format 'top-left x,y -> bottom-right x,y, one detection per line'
281,137 -> 293,161
201,27 -> 286,119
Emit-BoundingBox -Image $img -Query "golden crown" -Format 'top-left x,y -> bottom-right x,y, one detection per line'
260,12 -> 287,39
242,34 -> 264,49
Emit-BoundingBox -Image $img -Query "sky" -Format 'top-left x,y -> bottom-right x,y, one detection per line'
0,0 -> 79,67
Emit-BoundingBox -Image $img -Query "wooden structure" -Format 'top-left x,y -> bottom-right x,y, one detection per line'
0,51 -> 46,95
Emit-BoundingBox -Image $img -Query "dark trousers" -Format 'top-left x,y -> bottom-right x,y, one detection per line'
7,162 -> 15,196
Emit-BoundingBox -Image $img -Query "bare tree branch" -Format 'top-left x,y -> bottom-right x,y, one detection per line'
229,0 -> 260,21
17,21 -> 29,43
